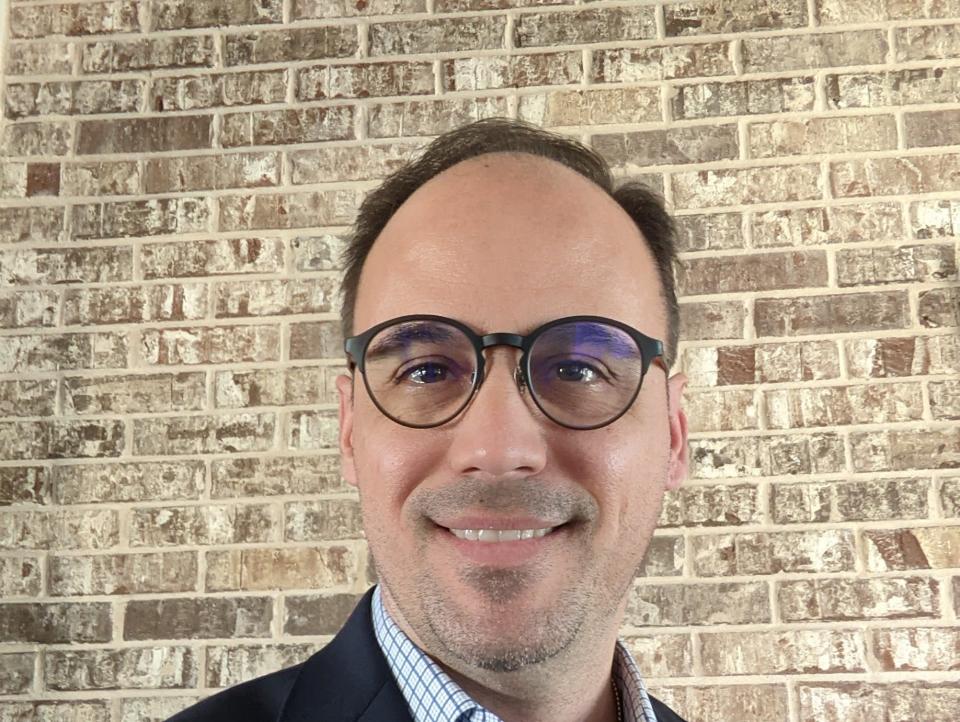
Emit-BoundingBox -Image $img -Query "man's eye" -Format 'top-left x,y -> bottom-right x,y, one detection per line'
554,362 -> 601,383
399,361 -> 449,384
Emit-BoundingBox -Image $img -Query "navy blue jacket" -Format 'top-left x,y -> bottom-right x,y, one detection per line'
166,588 -> 687,722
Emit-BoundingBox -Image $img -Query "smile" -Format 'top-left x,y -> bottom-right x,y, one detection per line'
448,527 -> 557,542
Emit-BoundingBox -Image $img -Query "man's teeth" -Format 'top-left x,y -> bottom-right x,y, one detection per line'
449,528 -> 554,542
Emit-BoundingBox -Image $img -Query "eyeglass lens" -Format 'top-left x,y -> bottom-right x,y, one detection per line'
361,319 -> 647,429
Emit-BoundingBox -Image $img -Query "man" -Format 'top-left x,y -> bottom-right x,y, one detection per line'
169,118 -> 690,722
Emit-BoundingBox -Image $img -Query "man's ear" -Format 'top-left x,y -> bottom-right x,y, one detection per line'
336,373 -> 358,488
665,372 -> 689,491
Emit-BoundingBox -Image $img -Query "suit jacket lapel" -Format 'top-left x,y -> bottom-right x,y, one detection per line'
278,587 -> 414,722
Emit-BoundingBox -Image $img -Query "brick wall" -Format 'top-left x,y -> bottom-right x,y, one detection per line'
0,1 -> 958,720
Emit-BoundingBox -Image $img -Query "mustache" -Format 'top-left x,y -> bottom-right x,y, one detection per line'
408,477 -> 598,524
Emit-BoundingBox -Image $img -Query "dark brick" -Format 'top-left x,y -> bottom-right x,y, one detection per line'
124,597 -> 273,640
77,116 -> 212,154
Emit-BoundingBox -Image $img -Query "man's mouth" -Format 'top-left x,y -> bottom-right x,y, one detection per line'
447,527 -> 558,542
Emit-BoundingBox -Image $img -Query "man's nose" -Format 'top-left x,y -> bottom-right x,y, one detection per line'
445,351 -> 548,480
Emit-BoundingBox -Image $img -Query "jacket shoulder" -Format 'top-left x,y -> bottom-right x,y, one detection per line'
166,663 -> 303,722
650,694 -> 689,722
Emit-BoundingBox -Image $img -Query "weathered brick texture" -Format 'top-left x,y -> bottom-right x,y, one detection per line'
2,0 -> 959,717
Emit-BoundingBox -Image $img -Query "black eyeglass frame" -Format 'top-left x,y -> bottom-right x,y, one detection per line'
344,314 -> 666,431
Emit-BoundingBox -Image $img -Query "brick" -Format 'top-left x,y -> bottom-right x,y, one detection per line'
53,461 -> 204,504
931,379 -> 960,420
0,508 -> 118,550
672,164 -> 822,209
896,23 -> 960,61
905,109 -> 960,149
152,70 -> 286,112
6,40 -> 73,75
832,154 -> 960,197
224,27 -> 357,65
677,301 -> 746,340
62,284 -> 208,326
62,160 -> 140,196
627,581 -> 770,626
750,115 -> 897,159
124,597 -> 273,640
693,529 -> 855,576
682,340 -> 840,387
204,546 -> 358,591
77,116 -> 212,155
288,410 -> 339,450
205,643 -> 314,687
0,419 -> 124,460
913,198 -> 960,239
0,558 -> 42,597
683,389 -> 759,432
298,61 -> 433,102
283,592 -> 363,635
0,332 -> 126,373
210,454 -> 347,497
49,551 -> 198,596
754,291 -> 910,337
919,288 -> 959,328
0,379 -> 57,417
672,77 -> 815,120
5,80 -> 143,119
659,484 -> 761,527
214,277 -> 338,318
82,35 -> 215,73
0,163 -> 27,197
874,627 -> 960,671
621,635 -> 693,678
141,324 -> 280,365
751,202 -> 903,248
63,372 -> 205,415
285,499 -> 363,542
222,106 -> 354,147
674,213 -> 743,252
770,482 -> 832,523
290,235 -> 348,273
635,535 -> 684,577
142,237 -> 283,278
443,52 -> 580,92
799,682 -> 960,722
828,67 -> 960,109
863,527 -> 960,571
666,0 -> 806,34
838,245 -> 957,287
765,383 -> 923,428
118,698 -> 201,722
515,7 -> 655,47
0,466 -> 50,506
839,478 -> 928,521
743,31 -> 887,73
144,153 -> 279,194
522,87 -> 661,128
297,0 -> 425,16
593,124 -> 737,170
0,206 -> 64,243
132,412 -> 276,455
845,335 -> 960,379
689,432 -> 845,479
779,576 -> 938,622
27,162 -> 61,197
0,602 -> 111,643
0,653 -> 34,693
219,190 -> 360,230
152,0 -> 282,29
853,428 -> 960,471
368,97 -> 509,139
45,647 -> 197,690
0,702 -> 109,722
10,1 -> 139,38
371,16 -> 505,55
679,251 -> 827,296
130,504 -> 277,546
701,629 -> 865,674
0,121 -> 72,157
214,365 -> 334,407
593,43 -> 733,82
0,290 -> 57,329
290,145 -> 419,184
649,686 -> 788,722
72,197 -> 210,239
0,247 -> 132,287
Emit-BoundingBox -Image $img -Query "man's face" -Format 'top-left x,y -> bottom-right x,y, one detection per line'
336,153 -> 688,673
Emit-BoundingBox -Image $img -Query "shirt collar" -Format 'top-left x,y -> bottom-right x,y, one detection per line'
371,585 -> 658,722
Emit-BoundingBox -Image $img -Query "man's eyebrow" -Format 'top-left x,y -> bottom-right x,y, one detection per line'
365,323 -> 460,362
540,323 -> 638,357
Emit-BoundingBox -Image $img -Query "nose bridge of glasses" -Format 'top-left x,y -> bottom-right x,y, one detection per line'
474,332 -> 528,392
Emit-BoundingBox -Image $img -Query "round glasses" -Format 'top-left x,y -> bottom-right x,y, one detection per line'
344,315 -> 665,430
